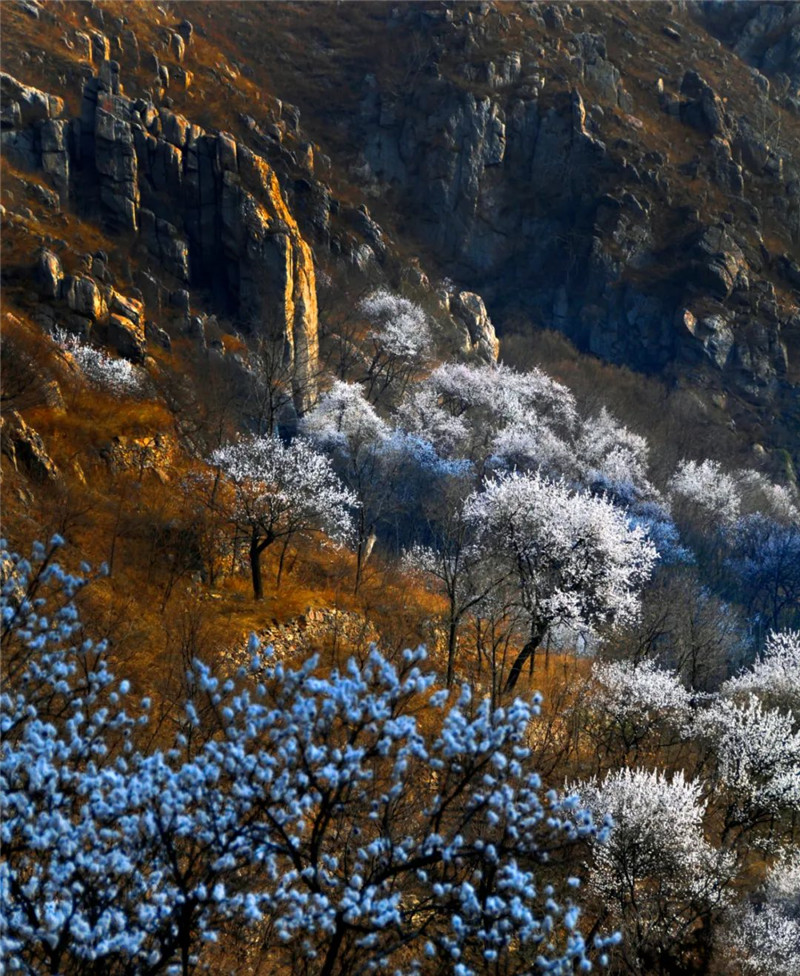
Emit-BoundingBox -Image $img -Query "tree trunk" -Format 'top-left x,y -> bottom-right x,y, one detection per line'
354,521 -> 374,594
276,535 -> 291,588
445,614 -> 459,688
319,920 -> 346,976
505,622 -> 546,692
250,528 -> 264,601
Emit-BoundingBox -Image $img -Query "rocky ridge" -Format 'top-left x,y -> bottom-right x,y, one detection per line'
2,62 -> 320,411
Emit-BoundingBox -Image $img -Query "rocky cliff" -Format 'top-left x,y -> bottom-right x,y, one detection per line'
2,58 -> 320,411
196,0 -> 797,462
1,0 -> 798,471
347,4 -> 800,406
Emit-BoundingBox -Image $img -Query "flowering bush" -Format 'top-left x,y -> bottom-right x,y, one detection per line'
0,542 -> 616,976
55,329 -> 144,395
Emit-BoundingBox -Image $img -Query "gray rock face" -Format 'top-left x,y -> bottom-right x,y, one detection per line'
698,2 -> 800,85
682,309 -> 735,369
0,74 -> 69,190
89,30 -> 111,64
349,9 -> 798,413
689,225 -> 749,300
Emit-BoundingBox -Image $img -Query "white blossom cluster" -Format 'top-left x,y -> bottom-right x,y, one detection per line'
398,362 -> 578,476
723,630 -> 800,720
464,472 -> 658,637
576,768 -> 730,903
669,459 -> 743,527
575,408 -> 654,505
210,434 -> 357,546
301,379 -> 391,457
692,694 -> 800,824
55,328 -> 144,395
589,660 -> 691,722
583,660 -> 692,758
575,768 -> 734,966
359,289 -> 432,363
729,851 -> 800,976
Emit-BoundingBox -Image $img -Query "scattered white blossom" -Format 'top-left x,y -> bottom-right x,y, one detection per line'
55,328 -> 144,394
723,630 -> 800,721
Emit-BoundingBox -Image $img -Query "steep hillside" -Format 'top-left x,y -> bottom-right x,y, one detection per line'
2,0 -> 800,480
154,0 -> 800,457
3,6 -> 800,976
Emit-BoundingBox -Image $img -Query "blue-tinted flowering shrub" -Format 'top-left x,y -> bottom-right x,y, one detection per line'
0,542 -> 616,976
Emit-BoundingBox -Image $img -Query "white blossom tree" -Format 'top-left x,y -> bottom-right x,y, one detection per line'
398,362 -> 577,477
575,407 -> 656,507
692,694 -> 800,844
1,542 -> 616,976
726,514 -> 800,637
358,290 -> 432,402
728,851 -> 800,976
734,469 -> 800,524
575,768 -> 734,976
209,435 -> 356,598
301,381 -> 392,590
464,473 -> 658,690
669,459 -> 742,529
723,629 -> 800,721
403,492 -> 500,688
581,660 -> 691,766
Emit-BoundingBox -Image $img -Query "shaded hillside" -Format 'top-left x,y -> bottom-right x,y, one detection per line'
3,8 -> 800,976
165,0 -> 800,460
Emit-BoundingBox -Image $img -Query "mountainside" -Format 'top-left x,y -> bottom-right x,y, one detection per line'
2,0 -> 800,473
4,5 -> 800,976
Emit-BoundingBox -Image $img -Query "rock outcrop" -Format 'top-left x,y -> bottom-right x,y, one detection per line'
347,3 -> 799,411
450,290 -> 500,362
3,63 -> 320,411
1,410 -> 60,483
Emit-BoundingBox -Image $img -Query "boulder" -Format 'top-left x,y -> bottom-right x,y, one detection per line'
107,313 -> 146,363
170,33 -> 185,62
680,71 -> 727,136
0,72 -> 63,125
73,30 -> 92,61
216,131 -> 238,172
176,19 -> 194,42
64,275 -> 106,320
145,320 -> 171,350
110,290 -> 144,326
36,248 -> 63,298
1,410 -> 60,482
